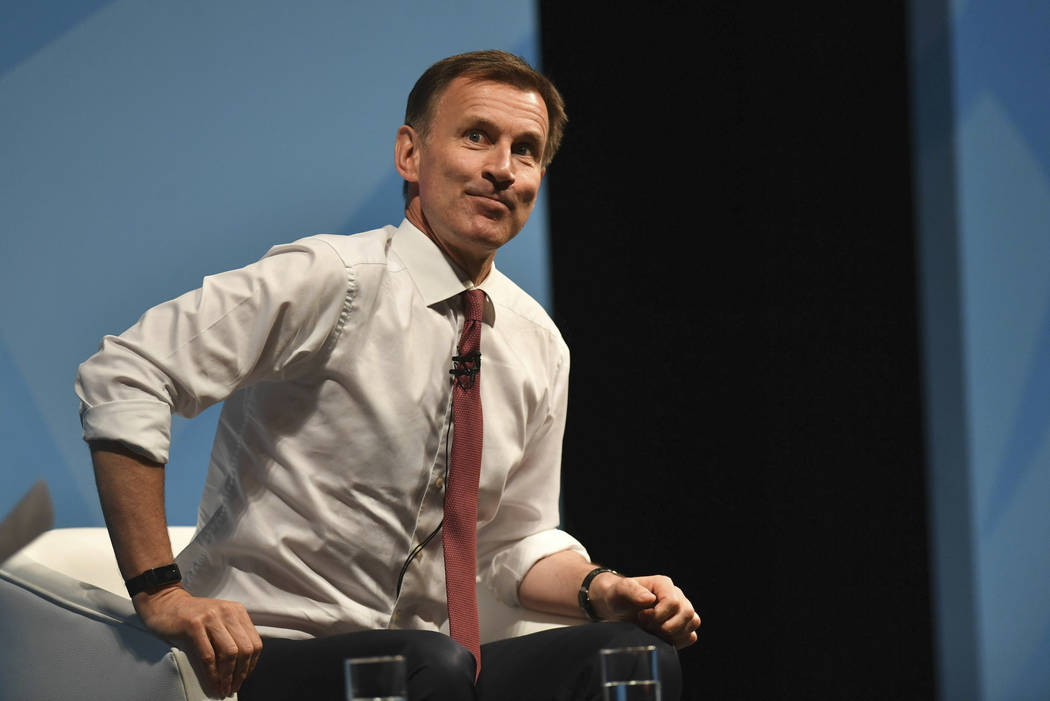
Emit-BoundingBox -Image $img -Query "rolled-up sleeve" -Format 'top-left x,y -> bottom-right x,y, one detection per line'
75,238 -> 352,464
476,343 -> 589,606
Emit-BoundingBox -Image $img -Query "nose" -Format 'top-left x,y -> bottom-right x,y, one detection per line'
483,146 -> 514,190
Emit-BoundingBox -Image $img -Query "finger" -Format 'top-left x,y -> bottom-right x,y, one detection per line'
632,574 -> 675,599
235,613 -> 264,689
658,602 -> 697,640
673,612 -> 702,648
646,586 -> 687,625
185,623 -> 222,697
643,607 -> 695,649
208,621 -> 240,697
597,577 -> 657,621
637,611 -> 694,649
675,630 -> 699,649
620,578 -> 658,608
226,617 -> 256,694
248,627 -> 264,677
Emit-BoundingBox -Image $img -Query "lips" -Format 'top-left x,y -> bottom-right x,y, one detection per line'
466,191 -> 512,212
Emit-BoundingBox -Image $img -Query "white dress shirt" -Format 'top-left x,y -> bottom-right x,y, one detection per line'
75,219 -> 587,639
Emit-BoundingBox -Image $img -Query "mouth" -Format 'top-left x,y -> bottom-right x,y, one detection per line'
467,192 -> 512,212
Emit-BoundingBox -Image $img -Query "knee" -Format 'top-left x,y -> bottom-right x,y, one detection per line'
419,630 -> 476,677
406,631 -> 476,699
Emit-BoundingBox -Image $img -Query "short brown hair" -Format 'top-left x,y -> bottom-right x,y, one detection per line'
404,49 -> 567,168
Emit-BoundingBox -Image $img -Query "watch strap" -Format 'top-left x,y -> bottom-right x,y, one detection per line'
578,567 -> 620,621
124,563 -> 182,597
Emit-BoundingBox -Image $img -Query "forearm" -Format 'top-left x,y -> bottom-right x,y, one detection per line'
91,441 -> 263,697
518,549 -> 606,619
90,440 -> 177,582
519,550 -> 701,648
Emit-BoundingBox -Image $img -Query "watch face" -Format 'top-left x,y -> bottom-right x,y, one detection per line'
154,564 -> 181,584
126,563 -> 182,597
143,563 -> 182,591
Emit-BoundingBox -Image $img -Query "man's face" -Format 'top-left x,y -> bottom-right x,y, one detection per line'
403,77 -> 549,270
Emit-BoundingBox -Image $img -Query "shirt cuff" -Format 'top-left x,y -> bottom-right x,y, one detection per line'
482,529 -> 590,607
80,399 -> 173,464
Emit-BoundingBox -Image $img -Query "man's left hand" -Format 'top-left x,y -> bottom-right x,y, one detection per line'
589,573 -> 701,649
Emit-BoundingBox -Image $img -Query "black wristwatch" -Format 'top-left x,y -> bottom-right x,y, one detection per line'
578,567 -> 620,621
125,563 -> 182,598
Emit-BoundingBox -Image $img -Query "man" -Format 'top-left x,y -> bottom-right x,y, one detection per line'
76,50 -> 699,699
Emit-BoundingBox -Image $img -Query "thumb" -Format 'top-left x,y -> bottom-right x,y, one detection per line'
620,578 -> 658,608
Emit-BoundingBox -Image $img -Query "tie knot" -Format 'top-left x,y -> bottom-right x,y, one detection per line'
461,289 -> 485,322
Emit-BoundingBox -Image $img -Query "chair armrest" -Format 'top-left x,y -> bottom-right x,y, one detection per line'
0,527 -> 224,701
0,546 -> 224,701
4,526 -> 580,696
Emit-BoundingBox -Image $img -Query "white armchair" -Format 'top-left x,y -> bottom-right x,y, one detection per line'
0,527 -> 578,700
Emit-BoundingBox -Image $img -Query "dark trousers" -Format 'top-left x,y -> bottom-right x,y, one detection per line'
240,622 -> 681,700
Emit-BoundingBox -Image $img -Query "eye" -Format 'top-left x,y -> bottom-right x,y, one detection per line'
512,143 -> 536,157
466,129 -> 485,143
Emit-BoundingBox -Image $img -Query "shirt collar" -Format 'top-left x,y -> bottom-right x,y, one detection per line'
390,218 -> 497,325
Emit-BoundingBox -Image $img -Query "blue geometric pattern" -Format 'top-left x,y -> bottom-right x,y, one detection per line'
948,0 -> 1050,698
954,0 -> 1050,542
953,0 -> 1050,190
0,335 -> 98,527
0,1 -> 116,79
982,300 -> 1050,537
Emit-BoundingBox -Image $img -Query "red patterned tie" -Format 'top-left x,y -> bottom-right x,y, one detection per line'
443,289 -> 485,679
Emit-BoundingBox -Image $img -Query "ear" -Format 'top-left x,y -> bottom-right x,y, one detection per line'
395,124 -> 422,183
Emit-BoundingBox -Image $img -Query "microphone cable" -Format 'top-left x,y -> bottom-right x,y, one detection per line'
395,391 -> 454,598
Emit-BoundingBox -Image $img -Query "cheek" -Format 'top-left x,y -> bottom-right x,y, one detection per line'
518,176 -> 542,206
442,153 -> 474,179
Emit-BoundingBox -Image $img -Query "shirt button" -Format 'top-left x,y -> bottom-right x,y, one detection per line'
434,476 -> 445,490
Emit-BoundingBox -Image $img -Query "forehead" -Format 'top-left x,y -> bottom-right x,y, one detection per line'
433,76 -> 549,140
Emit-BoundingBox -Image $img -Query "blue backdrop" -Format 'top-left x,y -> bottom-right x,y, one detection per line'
912,1 -> 1050,699
4,2 -> 1048,699
0,0 -> 550,527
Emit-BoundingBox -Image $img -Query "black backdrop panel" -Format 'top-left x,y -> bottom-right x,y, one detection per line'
539,3 -> 935,699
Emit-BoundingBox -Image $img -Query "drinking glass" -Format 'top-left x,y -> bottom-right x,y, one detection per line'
599,645 -> 661,701
344,654 -> 407,701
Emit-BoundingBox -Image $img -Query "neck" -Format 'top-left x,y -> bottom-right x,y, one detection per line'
404,202 -> 493,286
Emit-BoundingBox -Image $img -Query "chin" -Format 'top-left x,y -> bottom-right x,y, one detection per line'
462,219 -> 518,248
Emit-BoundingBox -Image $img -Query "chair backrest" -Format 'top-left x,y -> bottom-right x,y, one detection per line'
15,526 -> 197,599
0,480 -> 53,564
